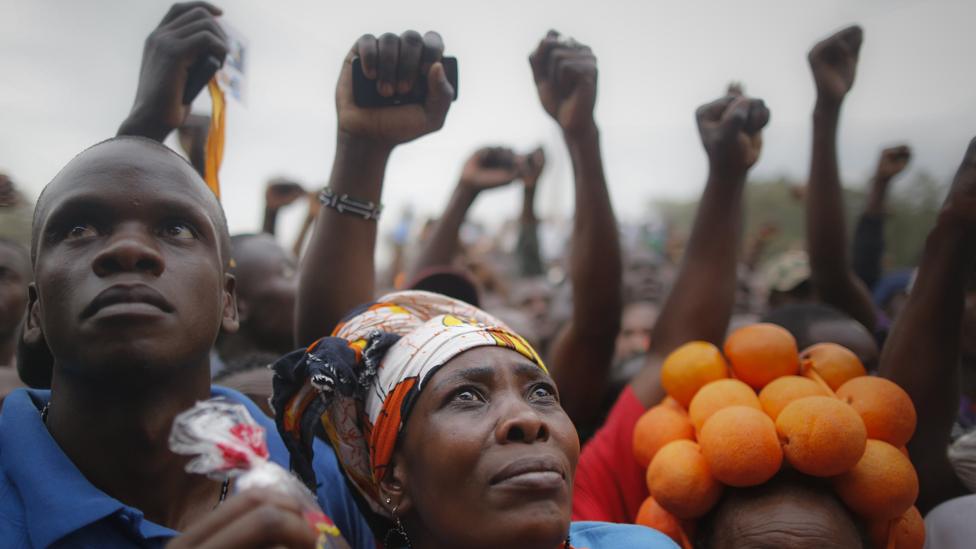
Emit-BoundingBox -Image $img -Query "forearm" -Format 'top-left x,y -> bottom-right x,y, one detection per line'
565,127 -> 622,337
517,184 -> 545,277
295,134 -> 391,346
852,212 -> 884,290
880,213 -> 973,510
808,100 -> 877,329
655,172 -> 743,352
548,126 -> 622,425
807,102 -> 849,281
629,171 -> 743,407
409,184 -> 478,278
864,175 -> 892,216
117,106 -> 172,142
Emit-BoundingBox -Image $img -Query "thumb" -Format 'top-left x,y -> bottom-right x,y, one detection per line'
425,62 -> 454,127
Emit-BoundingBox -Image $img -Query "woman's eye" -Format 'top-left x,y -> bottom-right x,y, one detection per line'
162,222 -> 197,240
453,388 -> 482,403
66,224 -> 97,240
530,384 -> 557,401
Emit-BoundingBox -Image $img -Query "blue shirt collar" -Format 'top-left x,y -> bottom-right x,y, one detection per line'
0,385 -> 285,547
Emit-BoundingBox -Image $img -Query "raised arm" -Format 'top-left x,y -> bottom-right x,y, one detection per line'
629,92 -> 770,407
524,32 -> 622,426
292,191 -> 321,258
805,25 -> 878,331
117,2 -> 228,141
295,31 -> 454,345
262,179 -> 306,235
516,147 -> 547,277
852,145 -> 911,289
879,138 -> 976,513
407,147 -> 520,279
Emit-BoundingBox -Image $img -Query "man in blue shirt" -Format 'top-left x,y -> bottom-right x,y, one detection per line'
0,9 -> 376,543
0,4 -> 374,546
0,134 -> 372,548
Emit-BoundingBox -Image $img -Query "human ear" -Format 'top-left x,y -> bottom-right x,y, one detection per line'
23,283 -> 44,345
379,453 -> 414,516
220,274 -> 240,334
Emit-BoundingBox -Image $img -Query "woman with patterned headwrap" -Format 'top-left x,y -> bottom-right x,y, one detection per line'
271,290 -> 676,549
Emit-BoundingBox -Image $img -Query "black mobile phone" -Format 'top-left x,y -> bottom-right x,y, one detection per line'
183,55 -> 224,105
352,56 -> 458,108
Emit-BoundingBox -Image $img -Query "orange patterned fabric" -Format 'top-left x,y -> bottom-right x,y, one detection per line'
272,291 -> 546,519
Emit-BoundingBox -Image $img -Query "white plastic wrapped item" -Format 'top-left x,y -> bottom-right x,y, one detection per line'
170,399 -> 351,549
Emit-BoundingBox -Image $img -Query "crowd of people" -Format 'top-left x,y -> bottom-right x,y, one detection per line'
0,2 -> 974,548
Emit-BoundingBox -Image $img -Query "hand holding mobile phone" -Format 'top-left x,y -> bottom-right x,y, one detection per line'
352,56 -> 459,108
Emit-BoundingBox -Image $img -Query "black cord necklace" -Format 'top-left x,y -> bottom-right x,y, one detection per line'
40,402 -> 231,508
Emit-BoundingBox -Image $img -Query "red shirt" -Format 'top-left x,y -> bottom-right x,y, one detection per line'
572,385 -> 649,523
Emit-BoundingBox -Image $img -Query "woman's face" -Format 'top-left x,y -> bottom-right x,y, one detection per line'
385,346 -> 580,549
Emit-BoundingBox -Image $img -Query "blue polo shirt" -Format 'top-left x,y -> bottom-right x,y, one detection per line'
0,386 -> 375,549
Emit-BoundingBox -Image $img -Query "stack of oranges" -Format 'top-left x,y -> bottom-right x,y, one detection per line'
633,324 -> 924,549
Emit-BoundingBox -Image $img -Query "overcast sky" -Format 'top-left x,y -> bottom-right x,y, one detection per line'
2,0 -> 975,247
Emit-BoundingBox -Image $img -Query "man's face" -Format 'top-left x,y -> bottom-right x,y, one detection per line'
233,234 -> 297,353
28,139 -> 236,379
0,243 -> 30,338
614,302 -> 657,363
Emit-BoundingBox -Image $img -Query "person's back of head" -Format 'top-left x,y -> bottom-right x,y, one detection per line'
0,238 -> 31,366
762,302 -> 879,370
217,233 -> 297,361
694,471 -> 869,548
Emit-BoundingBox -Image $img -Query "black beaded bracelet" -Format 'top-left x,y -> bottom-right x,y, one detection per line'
318,186 -> 383,221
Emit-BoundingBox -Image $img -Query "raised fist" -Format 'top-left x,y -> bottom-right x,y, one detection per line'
336,31 -> 454,146
529,31 -> 598,136
122,2 -> 228,140
876,145 -> 912,181
519,146 -> 546,188
459,147 -> 520,191
696,94 -> 770,177
265,179 -> 306,211
808,25 -> 863,105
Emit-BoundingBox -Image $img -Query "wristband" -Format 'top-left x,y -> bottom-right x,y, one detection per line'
318,186 -> 383,221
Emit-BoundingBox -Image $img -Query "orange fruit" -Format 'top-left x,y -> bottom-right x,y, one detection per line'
647,440 -> 723,519
775,396 -> 867,477
758,375 -> 828,420
800,342 -> 867,391
834,440 -> 919,520
836,376 -> 917,448
661,341 -> 729,407
635,496 -> 685,545
660,396 -> 684,412
633,404 -> 696,468
689,379 -> 761,431
723,323 -> 800,390
868,506 -> 925,549
699,406 -> 782,487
